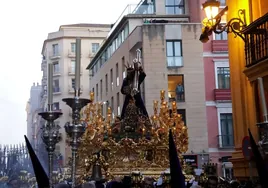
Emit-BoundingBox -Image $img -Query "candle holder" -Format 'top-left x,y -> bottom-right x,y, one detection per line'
38,106 -> 62,188
62,94 -> 91,188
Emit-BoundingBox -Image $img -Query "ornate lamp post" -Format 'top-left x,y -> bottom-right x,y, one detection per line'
38,63 -> 62,188
63,38 -> 91,188
200,0 -> 247,43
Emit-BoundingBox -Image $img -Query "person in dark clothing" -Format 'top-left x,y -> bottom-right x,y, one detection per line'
205,176 -> 218,188
120,63 -> 151,132
176,83 -> 184,101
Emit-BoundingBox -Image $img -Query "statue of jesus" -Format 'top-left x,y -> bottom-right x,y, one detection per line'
120,50 -> 151,132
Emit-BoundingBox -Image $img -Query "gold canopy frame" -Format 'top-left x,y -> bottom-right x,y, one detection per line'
76,90 -> 190,181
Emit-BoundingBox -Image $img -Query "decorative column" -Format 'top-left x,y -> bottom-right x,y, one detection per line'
227,0 -> 258,178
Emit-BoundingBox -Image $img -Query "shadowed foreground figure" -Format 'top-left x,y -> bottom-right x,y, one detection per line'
24,135 -> 50,188
106,181 -> 124,188
248,129 -> 268,188
169,129 -> 185,188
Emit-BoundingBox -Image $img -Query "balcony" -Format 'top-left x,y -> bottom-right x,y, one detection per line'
218,135 -> 234,149
41,59 -> 47,71
53,87 -> 61,95
211,40 -> 228,53
167,57 -> 183,68
68,85 -> 83,94
168,91 -> 185,102
214,89 -> 231,101
49,52 -> 61,60
108,3 -> 155,37
41,78 -> 47,86
68,66 -> 83,75
68,50 -> 83,58
243,13 -> 268,68
53,70 -> 61,76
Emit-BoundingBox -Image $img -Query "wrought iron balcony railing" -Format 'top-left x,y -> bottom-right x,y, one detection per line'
243,13 -> 268,67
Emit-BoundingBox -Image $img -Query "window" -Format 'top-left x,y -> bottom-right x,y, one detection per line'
168,75 -> 184,102
217,67 -> 230,89
219,0 -> 226,6
71,60 -> 75,73
215,32 -> 228,40
100,79 -> 103,100
71,43 -> 76,53
110,69 -> 114,91
116,63 -> 119,86
105,74 -> 108,95
53,80 -> 60,93
71,79 -> 75,88
117,92 -> 120,116
165,0 -> 185,15
124,24 -> 129,39
96,84 -> 99,100
166,40 -> 183,67
122,57 -> 126,79
53,102 -> 60,111
111,96 -> 114,112
92,43 -> 99,53
169,109 -> 186,125
53,62 -> 60,74
219,113 -> 234,148
52,44 -> 59,56
178,109 -> 186,125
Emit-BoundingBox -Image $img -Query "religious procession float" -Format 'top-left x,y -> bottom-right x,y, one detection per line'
0,40 -> 261,188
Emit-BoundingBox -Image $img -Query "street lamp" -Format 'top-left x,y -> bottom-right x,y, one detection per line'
200,0 -> 247,43
202,0 -> 220,22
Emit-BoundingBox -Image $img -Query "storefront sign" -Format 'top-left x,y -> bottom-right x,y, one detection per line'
183,155 -> 198,167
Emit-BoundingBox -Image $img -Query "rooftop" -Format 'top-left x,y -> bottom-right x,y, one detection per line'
86,1 -> 155,69
59,23 -> 112,31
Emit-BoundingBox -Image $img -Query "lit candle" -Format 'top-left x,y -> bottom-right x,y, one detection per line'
75,38 -> 81,91
258,77 -> 268,121
90,92 -> 94,101
160,90 -> 165,96
48,63 -> 53,107
107,107 -> 111,114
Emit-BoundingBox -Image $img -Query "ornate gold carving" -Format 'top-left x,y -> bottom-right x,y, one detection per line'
76,90 -> 189,181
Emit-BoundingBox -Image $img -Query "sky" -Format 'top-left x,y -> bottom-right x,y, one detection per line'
0,0 -> 139,145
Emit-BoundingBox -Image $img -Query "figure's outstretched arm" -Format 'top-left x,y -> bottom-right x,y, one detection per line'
121,79 -> 131,95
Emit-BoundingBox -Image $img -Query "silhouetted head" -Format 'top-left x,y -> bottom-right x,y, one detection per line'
82,182 -> 96,188
207,176 -> 218,188
55,183 -> 71,188
106,181 -> 124,188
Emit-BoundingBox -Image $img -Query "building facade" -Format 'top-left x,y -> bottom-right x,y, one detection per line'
201,0 -> 234,177
224,0 -> 268,179
87,0 -> 210,168
26,82 -> 42,147
39,24 -> 110,164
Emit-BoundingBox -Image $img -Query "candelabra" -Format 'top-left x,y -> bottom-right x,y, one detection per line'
62,88 -> 91,188
76,90 -> 189,181
38,104 -> 62,188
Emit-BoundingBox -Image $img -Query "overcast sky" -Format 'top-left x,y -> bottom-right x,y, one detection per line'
0,0 -> 139,145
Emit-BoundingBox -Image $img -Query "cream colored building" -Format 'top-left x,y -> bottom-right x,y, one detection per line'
40,24 -> 110,164
87,1 -> 209,167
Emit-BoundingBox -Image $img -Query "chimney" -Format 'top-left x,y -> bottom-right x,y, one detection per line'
37,82 -> 39,86
33,82 -> 35,86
